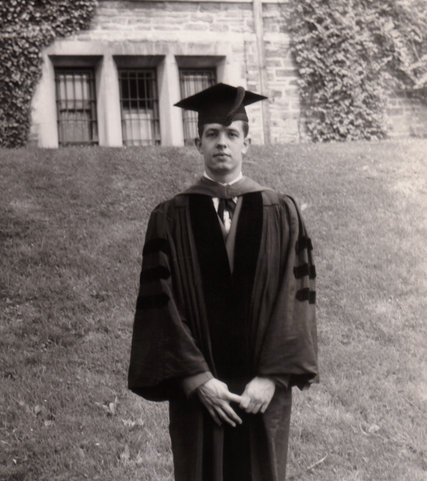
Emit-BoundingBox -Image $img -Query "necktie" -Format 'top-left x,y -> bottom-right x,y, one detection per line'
217,198 -> 236,224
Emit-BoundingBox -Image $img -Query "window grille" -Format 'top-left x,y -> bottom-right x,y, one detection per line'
118,69 -> 161,146
55,68 -> 98,146
179,69 -> 216,144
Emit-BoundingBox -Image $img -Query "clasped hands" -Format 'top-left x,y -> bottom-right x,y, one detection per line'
197,377 -> 275,427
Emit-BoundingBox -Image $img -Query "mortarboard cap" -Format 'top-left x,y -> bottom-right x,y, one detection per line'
174,83 -> 267,127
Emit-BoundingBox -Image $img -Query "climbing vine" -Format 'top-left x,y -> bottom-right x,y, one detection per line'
0,0 -> 97,147
289,0 -> 427,141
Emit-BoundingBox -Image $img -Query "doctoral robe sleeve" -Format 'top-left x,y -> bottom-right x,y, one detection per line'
128,203 -> 210,401
257,195 -> 318,390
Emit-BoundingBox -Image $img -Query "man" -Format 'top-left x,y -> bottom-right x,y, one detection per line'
128,83 -> 318,481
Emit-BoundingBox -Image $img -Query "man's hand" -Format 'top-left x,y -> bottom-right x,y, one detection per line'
197,378 -> 243,427
239,377 -> 275,414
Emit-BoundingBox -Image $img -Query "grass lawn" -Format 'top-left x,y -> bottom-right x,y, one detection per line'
0,139 -> 426,481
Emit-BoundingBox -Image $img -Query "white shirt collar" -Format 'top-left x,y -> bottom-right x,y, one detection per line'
203,171 -> 243,186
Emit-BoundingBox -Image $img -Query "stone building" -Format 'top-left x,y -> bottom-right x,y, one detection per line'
30,0 -> 427,148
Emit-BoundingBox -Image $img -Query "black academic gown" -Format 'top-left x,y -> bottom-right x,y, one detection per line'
128,177 -> 318,481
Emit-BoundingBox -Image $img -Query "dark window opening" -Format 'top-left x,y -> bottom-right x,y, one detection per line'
119,69 -> 161,146
55,68 -> 98,146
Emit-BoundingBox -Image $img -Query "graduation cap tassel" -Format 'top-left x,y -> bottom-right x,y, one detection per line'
225,86 -> 246,126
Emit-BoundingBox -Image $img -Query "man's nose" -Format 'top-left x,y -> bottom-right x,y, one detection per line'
216,132 -> 228,148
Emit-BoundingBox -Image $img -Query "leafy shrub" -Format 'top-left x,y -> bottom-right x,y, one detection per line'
0,0 -> 97,147
289,0 -> 427,141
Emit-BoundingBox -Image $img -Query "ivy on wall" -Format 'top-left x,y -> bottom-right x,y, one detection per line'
289,0 -> 427,141
0,0 -> 97,147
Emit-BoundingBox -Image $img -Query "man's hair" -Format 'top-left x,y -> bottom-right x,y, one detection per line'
197,121 -> 249,139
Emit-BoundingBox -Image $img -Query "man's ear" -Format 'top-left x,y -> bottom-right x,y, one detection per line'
195,137 -> 203,152
242,136 -> 251,155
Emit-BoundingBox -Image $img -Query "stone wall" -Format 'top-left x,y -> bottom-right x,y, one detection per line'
93,1 -> 254,35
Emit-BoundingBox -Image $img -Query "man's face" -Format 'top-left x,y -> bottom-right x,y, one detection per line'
195,121 -> 249,180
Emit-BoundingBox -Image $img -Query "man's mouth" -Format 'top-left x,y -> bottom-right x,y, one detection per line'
214,153 -> 230,157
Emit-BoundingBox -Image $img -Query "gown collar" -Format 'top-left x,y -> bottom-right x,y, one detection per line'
182,175 -> 270,199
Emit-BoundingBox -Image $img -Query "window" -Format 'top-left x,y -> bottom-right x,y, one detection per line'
179,69 -> 216,144
118,69 -> 161,146
55,68 -> 98,146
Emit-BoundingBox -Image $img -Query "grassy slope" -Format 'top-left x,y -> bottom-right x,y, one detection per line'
0,140 -> 426,481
